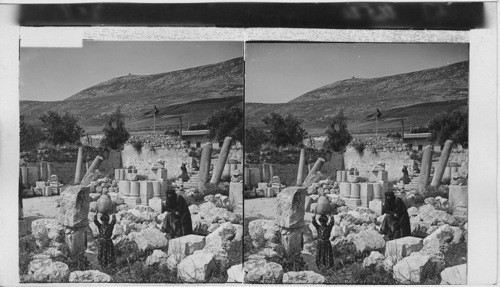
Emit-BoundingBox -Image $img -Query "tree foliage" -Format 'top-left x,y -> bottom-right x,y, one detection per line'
206,106 -> 244,143
428,110 -> 468,146
245,127 -> 270,152
20,116 -> 46,152
262,113 -> 307,148
39,111 -> 84,146
323,109 -> 352,152
101,107 -> 130,150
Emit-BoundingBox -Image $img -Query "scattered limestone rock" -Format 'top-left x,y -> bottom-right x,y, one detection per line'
248,219 -> 280,248
440,264 -> 467,285
168,234 -> 206,257
245,261 -> 284,284
177,252 -> 216,282
127,227 -> 169,251
282,271 -> 326,284
362,251 -> 385,268
422,224 -> 454,255
31,219 -> 63,248
385,237 -> 423,261
393,253 -> 432,284
227,264 -> 244,283
145,249 -> 169,267
349,229 -> 385,253
29,258 -> 69,283
68,270 -> 111,283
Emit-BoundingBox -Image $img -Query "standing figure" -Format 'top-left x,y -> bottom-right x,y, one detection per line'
402,165 -> 411,189
94,213 -> 116,268
179,163 -> 190,182
18,179 -> 24,220
161,190 -> 193,238
380,191 -> 411,240
311,212 -> 334,269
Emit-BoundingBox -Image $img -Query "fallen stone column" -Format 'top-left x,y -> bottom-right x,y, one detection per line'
210,137 -> 232,184
198,142 -> 212,190
296,149 -> 306,186
82,155 -> 103,181
302,157 -> 325,187
431,140 -> 453,187
418,145 -> 433,191
74,147 -> 83,184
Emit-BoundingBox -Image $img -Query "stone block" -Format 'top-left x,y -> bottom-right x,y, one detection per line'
157,168 -> 168,180
440,264 -> 467,285
449,185 -> 467,215
229,182 -> 243,204
385,237 -> 423,260
64,226 -> 87,255
168,234 -> 206,257
378,170 -> 388,182
360,183 -> 374,207
36,181 -> 47,189
258,182 -> 269,189
148,197 -> 163,214
58,185 -> 90,228
177,252 -> 216,282
140,181 -> 154,205
265,187 -> 275,198
369,200 -> 383,215
339,182 -> 351,198
345,198 -> 361,210
118,180 -> 130,197
393,254 -> 433,284
275,187 -> 307,228
123,196 -> 141,208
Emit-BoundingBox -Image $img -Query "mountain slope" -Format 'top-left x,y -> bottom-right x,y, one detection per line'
246,61 -> 468,135
20,57 -> 244,131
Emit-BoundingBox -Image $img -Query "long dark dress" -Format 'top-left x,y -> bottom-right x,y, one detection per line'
312,216 -> 334,268
381,197 -> 411,239
161,193 -> 193,238
94,215 -> 116,268
402,167 -> 411,184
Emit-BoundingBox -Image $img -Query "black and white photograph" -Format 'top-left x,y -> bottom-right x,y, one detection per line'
243,42 -> 470,284
18,40 -> 244,283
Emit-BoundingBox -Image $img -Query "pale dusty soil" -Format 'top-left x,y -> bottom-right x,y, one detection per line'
20,196 -> 60,236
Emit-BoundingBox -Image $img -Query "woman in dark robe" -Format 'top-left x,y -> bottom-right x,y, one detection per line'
161,190 -> 192,238
312,212 -> 334,269
402,166 -> 411,185
94,213 -> 116,268
380,191 -> 411,240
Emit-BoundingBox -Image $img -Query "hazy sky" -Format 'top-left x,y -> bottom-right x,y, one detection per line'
245,43 -> 469,103
20,41 -> 243,101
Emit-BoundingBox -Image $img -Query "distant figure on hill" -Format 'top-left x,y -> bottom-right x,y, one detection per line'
161,190 -> 192,239
379,191 -> 411,240
312,212 -> 334,268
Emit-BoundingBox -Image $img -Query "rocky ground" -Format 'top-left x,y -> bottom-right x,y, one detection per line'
243,183 -> 467,285
19,182 -> 243,283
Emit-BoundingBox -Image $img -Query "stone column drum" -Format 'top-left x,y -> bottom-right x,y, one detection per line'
120,169 -> 127,180
336,171 -> 343,183
114,169 -> 121,181
149,181 -> 163,213
342,171 -> 348,182
20,167 -> 28,186
198,142 -> 212,190
339,182 -> 351,198
210,136 -> 232,184
275,187 -> 307,256
118,180 -> 131,196
130,181 -> 140,197
140,181 -> 154,205
296,149 -> 306,186
360,183 -> 374,207
372,183 -> 382,201
418,145 -> 433,190
431,139 -> 453,187
350,183 -> 360,199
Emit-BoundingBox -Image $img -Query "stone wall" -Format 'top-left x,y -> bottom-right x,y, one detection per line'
344,146 -> 413,182
246,153 -> 344,186
22,150 -> 122,185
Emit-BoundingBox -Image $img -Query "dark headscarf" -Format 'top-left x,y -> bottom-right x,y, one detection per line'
384,191 -> 396,210
318,215 -> 328,225
165,190 -> 178,211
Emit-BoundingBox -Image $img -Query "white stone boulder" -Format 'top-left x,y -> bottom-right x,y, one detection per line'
282,271 -> 326,284
31,219 -> 63,248
205,222 -> 242,252
68,270 -> 112,283
418,204 -> 456,225
440,264 -> 467,285
349,229 -> 385,253
422,224 -> 454,255
393,253 -> 432,284
58,185 -> 90,228
167,234 -> 206,257
248,219 -> 280,248
362,251 -> 385,268
275,187 -> 307,228
227,264 -> 244,283
145,249 -> 169,267
245,261 -> 284,284
407,206 -> 419,217
189,204 -> 200,214
385,236 -> 423,261
177,252 -> 216,282
127,227 -> 169,251
29,258 -> 69,283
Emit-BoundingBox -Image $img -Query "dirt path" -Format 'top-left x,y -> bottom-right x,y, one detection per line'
22,196 -> 60,219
